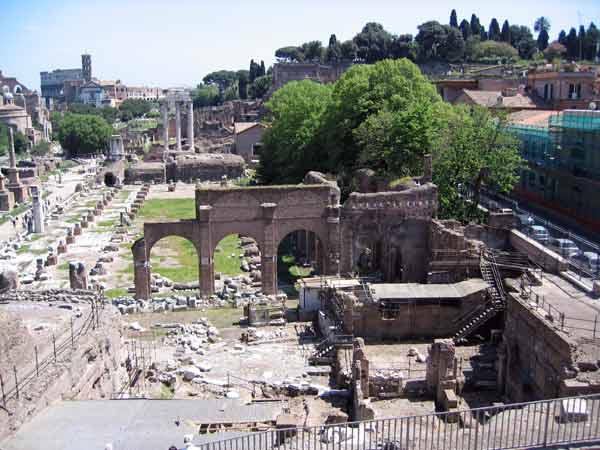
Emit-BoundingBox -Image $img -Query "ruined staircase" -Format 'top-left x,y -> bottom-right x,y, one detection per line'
453,249 -> 507,342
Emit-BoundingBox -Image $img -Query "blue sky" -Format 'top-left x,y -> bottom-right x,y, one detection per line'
1,0 -> 599,91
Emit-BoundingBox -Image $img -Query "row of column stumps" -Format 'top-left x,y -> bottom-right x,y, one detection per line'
161,98 -> 194,153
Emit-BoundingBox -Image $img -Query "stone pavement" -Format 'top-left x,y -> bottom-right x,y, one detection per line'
1,399 -> 282,450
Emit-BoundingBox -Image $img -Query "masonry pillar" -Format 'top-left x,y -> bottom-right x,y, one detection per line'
187,101 -> 194,149
326,204 -> 341,275
198,206 -> 214,295
161,102 -> 169,152
0,174 -> 14,211
132,238 -> 151,300
261,202 -> 277,295
32,194 -> 44,233
175,101 -> 182,151
6,128 -> 29,203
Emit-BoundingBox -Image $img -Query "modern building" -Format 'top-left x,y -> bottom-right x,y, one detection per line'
79,80 -> 105,108
508,109 -> 600,233
526,66 -> 598,110
125,86 -> 163,101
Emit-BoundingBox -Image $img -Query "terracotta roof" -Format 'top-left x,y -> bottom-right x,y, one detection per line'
508,110 -> 556,126
459,89 -> 540,109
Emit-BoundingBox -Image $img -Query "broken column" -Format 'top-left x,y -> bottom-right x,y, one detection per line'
5,128 -> 29,203
162,101 -> 169,153
57,240 -> 67,254
426,339 -> 460,414
66,227 -> 75,244
32,193 -> 45,233
0,174 -> 15,211
69,261 -> 88,289
74,222 -> 82,235
175,101 -> 182,151
187,100 -> 194,149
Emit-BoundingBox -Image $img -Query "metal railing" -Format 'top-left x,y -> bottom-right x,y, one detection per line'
197,393 -> 600,450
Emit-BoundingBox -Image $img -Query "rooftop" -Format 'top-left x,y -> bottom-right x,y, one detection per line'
460,89 -> 540,109
370,279 -> 488,301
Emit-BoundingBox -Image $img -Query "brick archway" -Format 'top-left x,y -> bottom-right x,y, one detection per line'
132,220 -> 200,299
133,176 -> 342,298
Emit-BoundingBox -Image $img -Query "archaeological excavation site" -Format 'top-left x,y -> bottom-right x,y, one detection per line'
2,83 -> 600,450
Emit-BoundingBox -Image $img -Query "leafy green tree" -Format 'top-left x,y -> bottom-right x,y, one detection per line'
390,34 -> 415,60
510,25 -> 537,58
236,70 -> 249,100
534,17 -> 551,51
544,42 -> 567,61
488,18 -> 501,41
558,30 -> 567,46
249,75 -> 272,99
583,23 -> 600,60
193,83 -> 220,107
258,80 -> 333,184
249,59 -> 259,83
459,19 -> 471,40
469,40 -> 519,62
202,70 -> 238,90
57,113 -> 112,157
260,61 -> 266,77
340,40 -> 358,61
275,46 -> 304,62
578,25 -> 586,60
119,99 -> 152,122
470,14 -> 483,38
300,41 -> 324,62
0,124 -> 27,156
416,21 -> 464,61
501,20 -> 511,43
353,23 -> 393,63
320,59 -> 443,180
325,34 -> 342,63
432,106 -> 522,220
450,9 -> 458,28
31,141 -> 51,157
565,28 -> 579,58
50,112 -> 64,138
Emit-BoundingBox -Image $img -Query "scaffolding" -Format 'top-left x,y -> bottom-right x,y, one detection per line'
508,109 -> 600,181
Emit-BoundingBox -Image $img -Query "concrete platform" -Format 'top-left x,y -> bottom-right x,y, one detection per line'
1,399 -> 282,450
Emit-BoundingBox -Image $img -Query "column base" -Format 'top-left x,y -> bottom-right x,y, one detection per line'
7,184 -> 29,204
0,191 -> 15,211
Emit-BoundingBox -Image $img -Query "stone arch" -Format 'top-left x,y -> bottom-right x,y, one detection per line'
276,228 -> 327,290
14,85 -> 22,94
133,222 -> 200,299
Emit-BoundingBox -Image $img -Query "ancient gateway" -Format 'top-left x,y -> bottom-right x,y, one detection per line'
132,172 -> 438,299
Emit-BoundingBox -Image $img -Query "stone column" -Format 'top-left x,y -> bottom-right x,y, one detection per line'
175,101 -> 182,151
8,128 -> 16,168
326,205 -> 341,275
161,102 -> 169,152
132,238 -> 151,300
261,202 -> 278,295
32,194 -> 44,233
187,101 -> 194,149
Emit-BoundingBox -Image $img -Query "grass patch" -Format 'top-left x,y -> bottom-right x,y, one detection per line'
0,202 -> 31,225
127,306 -> 244,330
16,245 -> 47,255
119,190 -> 131,201
151,236 -> 198,282
97,219 -> 118,228
214,234 -> 244,276
58,261 -> 70,271
138,198 -> 196,221
105,287 -> 128,298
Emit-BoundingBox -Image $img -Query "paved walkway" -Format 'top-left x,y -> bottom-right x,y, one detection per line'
1,399 -> 282,450
0,160 -> 95,241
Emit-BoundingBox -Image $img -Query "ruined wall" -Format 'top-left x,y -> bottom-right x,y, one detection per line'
509,230 -> 568,274
347,288 -> 486,341
340,183 -> 438,282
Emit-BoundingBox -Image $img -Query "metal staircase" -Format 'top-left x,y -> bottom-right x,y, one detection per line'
453,249 -> 507,342
308,334 -> 353,365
